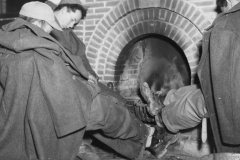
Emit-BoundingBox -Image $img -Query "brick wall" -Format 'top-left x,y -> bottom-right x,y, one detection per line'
75,0 -> 217,87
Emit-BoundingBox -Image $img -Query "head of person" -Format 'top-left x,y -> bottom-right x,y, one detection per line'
19,1 -> 62,33
54,0 -> 88,29
217,0 -> 240,12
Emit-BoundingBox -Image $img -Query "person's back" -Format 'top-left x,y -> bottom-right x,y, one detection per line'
0,2 -> 92,159
198,0 -> 240,152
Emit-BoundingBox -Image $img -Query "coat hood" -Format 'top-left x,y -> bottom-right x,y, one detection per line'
0,18 -> 62,53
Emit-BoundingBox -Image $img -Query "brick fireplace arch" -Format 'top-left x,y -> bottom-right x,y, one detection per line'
86,0 -> 212,85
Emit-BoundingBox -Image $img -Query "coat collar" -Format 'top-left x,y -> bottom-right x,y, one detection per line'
205,2 -> 240,31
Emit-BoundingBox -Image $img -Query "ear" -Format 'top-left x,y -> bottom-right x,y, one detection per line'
226,0 -> 235,8
60,6 -> 68,14
32,21 -> 42,28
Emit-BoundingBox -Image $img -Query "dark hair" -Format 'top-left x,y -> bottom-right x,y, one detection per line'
217,0 -> 228,7
54,4 -> 87,20
19,15 -> 48,28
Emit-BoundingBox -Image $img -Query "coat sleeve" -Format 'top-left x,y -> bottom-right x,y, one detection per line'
209,27 -> 240,144
70,31 -> 99,79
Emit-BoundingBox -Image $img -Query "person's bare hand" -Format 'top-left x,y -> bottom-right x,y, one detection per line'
88,75 -> 98,84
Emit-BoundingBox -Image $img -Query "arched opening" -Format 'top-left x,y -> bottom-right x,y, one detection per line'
115,34 -> 191,101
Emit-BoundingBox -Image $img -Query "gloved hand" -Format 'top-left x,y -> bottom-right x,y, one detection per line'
133,99 -> 155,123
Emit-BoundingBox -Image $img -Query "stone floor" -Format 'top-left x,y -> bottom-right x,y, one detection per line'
88,125 -> 214,160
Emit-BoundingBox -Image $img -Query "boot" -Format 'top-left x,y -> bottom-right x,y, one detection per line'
77,143 -> 101,160
149,126 -> 180,159
140,82 -> 164,116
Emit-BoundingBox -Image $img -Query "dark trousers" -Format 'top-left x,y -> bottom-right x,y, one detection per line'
86,94 -> 148,159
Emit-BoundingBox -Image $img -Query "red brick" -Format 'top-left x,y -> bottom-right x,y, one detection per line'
99,25 -> 107,34
176,0 -> 184,13
118,36 -> 127,46
74,25 -> 83,30
99,58 -> 106,64
85,32 -> 92,36
133,0 -> 139,9
169,26 -> 177,39
119,4 -> 126,15
128,0 -> 135,10
178,35 -> 187,47
149,9 -> 154,20
128,28 -> 135,39
110,11 -> 117,22
180,3 -> 190,16
114,7 -> 122,18
122,18 -> 129,28
170,12 -> 177,24
122,31 -> 131,42
153,8 -> 160,19
117,21 -> 125,31
159,22 -> 166,35
88,2 -> 104,8
110,32 -> 117,39
159,0 -> 166,8
165,24 -> 172,36
104,76 -> 114,81
132,25 -> 140,37
154,21 -> 162,33
104,41 -> 111,48
87,58 -> 96,65
193,1 -> 214,6
174,32 -> 183,43
93,35 -> 103,44
100,52 -> 107,58
186,6 -> 195,19
87,8 -> 94,14
190,11 -> 201,23
127,16 -> 134,26
180,19 -> 188,30
85,26 -> 95,30
90,41 -> 101,49
142,21 -> 149,33
97,70 -> 104,75
114,26 -> 120,35
102,19 -> 110,29
87,50 -> 98,58
165,10 -> 171,22
106,1 -> 119,7
123,1 -> 130,13
185,23 -> 194,33
137,22 -> 144,35
171,0 -> 178,10
120,34 -> 129,44
107,57 -> 116,64
137,10 -> 144,22
174,16 -> 183,26
96,30 -> 105,39
86,14 -> 104,19
105,70 -> 115,75
74,32 -> 83,37
102,47 -> 109,53
106,15 -> 114,25
160,9 -> 167,20
107,36 -> 113,43
131,12 -> 139,24
85,20 -> 95,25
115,41 -> 124,49
95,8 -> 111,13
189,28 -> 198,38
195,15 -> 205,27
149,21 -> 155,33
143,9 -> 148,20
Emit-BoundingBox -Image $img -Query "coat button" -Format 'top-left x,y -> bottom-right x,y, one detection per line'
72,75 -> 76,80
